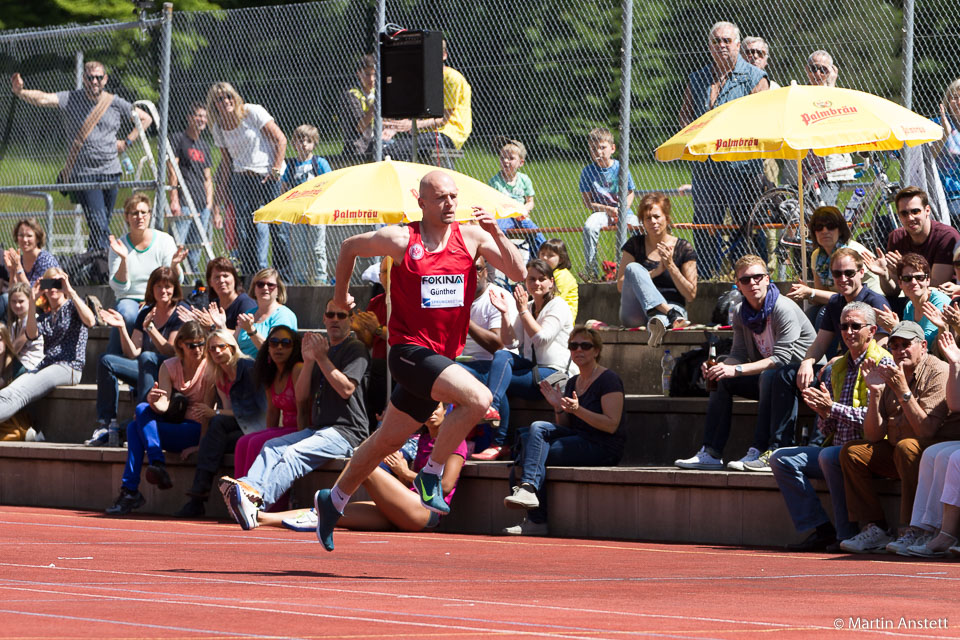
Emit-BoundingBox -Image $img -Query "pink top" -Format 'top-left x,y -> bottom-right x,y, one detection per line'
270,372 -> 298,429
411,432 -> 469,506
163,357 -> 211,423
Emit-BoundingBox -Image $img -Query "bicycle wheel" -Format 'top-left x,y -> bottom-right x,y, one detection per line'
745,186 -> 816,280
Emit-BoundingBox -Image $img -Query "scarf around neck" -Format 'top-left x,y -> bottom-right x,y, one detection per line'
740,283 -> 779,335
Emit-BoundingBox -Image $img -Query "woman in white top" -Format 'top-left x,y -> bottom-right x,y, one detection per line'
206,82 -> 289,282
476,258 -> 576,460
107,192 -> 185,354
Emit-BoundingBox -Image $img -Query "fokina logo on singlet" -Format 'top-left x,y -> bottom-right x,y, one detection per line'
409,243 -> 425,260
421,274 -> 466,308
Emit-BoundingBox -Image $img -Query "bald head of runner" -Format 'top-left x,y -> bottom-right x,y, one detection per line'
418,171 -> 459,226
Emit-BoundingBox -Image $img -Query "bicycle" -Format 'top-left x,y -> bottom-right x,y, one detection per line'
744,151 -> 901,280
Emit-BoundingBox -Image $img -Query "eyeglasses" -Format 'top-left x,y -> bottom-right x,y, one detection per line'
839,322 -> 869,331
831,269 -> 859,280
184,341 -> 205,350
85,74 -> 105,82
737,272 -> 768,285
809,64 -> 830,74
900,273 -> 929,283
568,341 -> 595,351
324,311 -> 349,319
812,222 -> 838,232
745,49 -> 767,58
209,343 -> 230,352
255,281 -> 278,290
898,207 -> 924,217
268,337 -> 292,347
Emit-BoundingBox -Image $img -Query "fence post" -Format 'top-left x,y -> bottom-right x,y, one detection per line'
156,3 -> 173,217
615,0 -> 634,260
74,51 -> 83,90
374,0 -> 385,162
901,0 -> 915,109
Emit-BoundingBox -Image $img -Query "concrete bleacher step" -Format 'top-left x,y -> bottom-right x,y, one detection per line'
0,442 -> 902,546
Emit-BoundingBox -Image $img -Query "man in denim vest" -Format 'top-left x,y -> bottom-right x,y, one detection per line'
679,22 -> 769,278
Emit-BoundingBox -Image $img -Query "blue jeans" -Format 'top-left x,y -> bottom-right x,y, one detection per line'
691,162 -> 763,279
619,262 -> 687,328
241,427 -> 353,509
290,224 -> 327,284
121,402 -> 201,491
96,351 -> 165,422
74,173 -> 120,251
106,298 -> 142,356
583,211 -> 639,278
702,370 -> 774,458
516,421 -> 619,523
770,445 -> 857,540
170,206 -> 212,275
948,198 -> 960,231
231,173 -> 289,281
497,217 -> 545,258
487,350 -> 557,447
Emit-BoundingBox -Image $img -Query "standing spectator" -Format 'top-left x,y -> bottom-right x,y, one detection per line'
206,82 -> 289,280
10,62 -> 152,251
579,127 -> 636,281
615,192 -> 697,346
742,37 -> 779,89
839,320 -> 960,553
801,50 -> 854,207
678,21 -> 768,278
876,253 -> 950,350
168,102 -> 214,276
105,321 -> 210,515
0,269 -> 95,423
107,193 -> 186,355
674,255 -> 815,470
281,124 -> 333,285
234,268 -> 298,359
488,139 -> 544,259
538,239 -> 578,321
1,218 -> 60,321
933,79 -> 960,228
341,53 -> 410,165
503,326 -> 624,536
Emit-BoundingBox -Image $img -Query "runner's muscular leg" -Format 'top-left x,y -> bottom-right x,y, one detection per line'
428,363 -> 492,465
334,401 -> 422,495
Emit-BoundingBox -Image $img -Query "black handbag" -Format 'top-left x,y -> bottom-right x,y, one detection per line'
160,391 -> 190,424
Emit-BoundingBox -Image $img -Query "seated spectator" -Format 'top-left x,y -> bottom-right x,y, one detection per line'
675,255 -> 815,470
770,302 -> 893,551
839,320 -> 960,553
105,321 -> 210,515
107,193 -> 186,354
877,253 -> 949,350
936,243 -> 960,299
216,301 -> 370,529
1,218 -> 60,320
235,267 -> 298,358
178,256 -> 256,331
615,192 -> 697,346
340,53 -> 410,165
6,282 -> 43,374
489,139 -> 544,259
88,266 -> 187,446
232,325 -> 306,479
933,79 -> 960,229
484,258 -> 576,459
0,269 -> 95,423
503,326 -> 623,536
175,329 -> 266,517
538,239 -> 578,321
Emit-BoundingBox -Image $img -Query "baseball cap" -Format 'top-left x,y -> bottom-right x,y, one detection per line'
888,320 -> 925,343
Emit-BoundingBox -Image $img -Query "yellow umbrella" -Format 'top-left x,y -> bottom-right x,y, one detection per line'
253,158 -> 525,226
655,84 -> 943,279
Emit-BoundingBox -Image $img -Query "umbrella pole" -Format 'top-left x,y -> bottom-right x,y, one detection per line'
797,158 -> 808,285
384,256 -> 392,409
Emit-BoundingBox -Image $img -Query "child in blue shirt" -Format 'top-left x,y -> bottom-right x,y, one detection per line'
282,124 -> 333,284
488,139 -> 544,258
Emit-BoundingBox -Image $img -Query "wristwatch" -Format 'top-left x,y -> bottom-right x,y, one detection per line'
902,390 -> 913,403
735,365 -> 743,377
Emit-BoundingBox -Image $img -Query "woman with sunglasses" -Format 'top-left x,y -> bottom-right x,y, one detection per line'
787,206 -> 882,311
235,267 -> 298,358
175,329 -> 267,517
232,325 -> 307,479
106,321 -> 210,515
479,258 -> 576,461
881,253 -> 951,350
502,326 -> 623,536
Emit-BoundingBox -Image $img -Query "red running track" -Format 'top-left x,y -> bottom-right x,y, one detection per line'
0,506 -> 958,639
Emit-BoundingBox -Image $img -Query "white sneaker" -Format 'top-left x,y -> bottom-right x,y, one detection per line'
839,523 -> 892,554
726,447 -> 761,471
504,484 -> 539,509
282,508 -> 318,532
503,517 -> 549,536
886,528 -> 931,556
675,446 -> 724,470
647,317 -> 666,347
226,484 -> 259,531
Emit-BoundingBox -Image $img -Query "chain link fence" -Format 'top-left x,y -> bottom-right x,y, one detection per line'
0,0 -> 958,287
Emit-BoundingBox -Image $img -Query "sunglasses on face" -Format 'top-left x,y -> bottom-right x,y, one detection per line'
255,281 -> 277,290
809,64 -> 830,74
85,74 -> 105,82
324,311 -> 349,319
568,341 -> 595,351
182,341 -> 205,350
745,48 -> 767,58
268,337 -> 292,347
831,269 -> 859,280
737,272 -> 768,285
900,273 -> 929,283
209,343 -> 230,352
839,322 -> 869,331
216,95 -> 233,103
898,207 -> 924,217
812,222 -> 838,232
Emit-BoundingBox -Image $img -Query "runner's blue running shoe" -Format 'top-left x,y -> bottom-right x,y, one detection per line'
314,489 -> 341,552
413,470 -> 449,515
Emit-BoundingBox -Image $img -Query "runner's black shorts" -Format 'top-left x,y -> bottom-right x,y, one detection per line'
388,343 -> 455,423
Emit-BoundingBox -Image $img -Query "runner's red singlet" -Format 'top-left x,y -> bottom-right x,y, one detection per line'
388,221 -> 477,359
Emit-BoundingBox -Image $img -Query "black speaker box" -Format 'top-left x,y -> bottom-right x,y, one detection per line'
379,30 -> 443,118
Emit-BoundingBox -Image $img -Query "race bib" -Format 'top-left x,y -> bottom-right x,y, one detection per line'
421,274 -> 465,308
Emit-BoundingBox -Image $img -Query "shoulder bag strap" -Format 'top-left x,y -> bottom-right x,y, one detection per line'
61,91 -> 115,181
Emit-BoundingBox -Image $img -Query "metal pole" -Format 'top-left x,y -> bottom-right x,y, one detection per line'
374,0 -> 385,161
901,0 -> 916,109
615,0 -> 634,258
74,51 -> 83,90
157,3 -> 174,223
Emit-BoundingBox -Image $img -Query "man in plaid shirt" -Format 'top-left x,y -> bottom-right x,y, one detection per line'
770,302 -> 893,551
